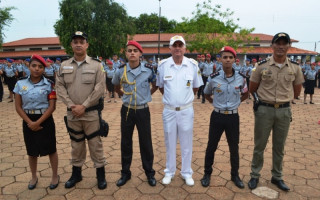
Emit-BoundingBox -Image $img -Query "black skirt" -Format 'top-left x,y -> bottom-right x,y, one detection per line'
106,77 -> 114,92
23,114 -> 56,157
304,79 -> 315,94
6,76 -> 17,92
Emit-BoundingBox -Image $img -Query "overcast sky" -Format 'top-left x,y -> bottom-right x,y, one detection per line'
2,0 -> 320,52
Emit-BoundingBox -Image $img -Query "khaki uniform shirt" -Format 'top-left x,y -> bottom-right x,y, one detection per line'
56,55 -> 106,121
250,56 -> 304,103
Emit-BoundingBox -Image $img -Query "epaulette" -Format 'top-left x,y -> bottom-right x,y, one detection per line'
258,59 -> 267,65
144,63 -> 153,70
18,76 -> 28,81
210,72 -> 219,78
46,77 -> 55,85
92,57 -> 101,62
158,58 -> 168,66
238,71 -> 246,78
119,64 -> 126,68
289,59 -> 298,65
189,58 -> 198,66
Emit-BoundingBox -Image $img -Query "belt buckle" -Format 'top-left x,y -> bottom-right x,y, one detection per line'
224,110 -> 229,114
175,107 -> 180,111
31,110 -> 35,114
274,104 -> 279,109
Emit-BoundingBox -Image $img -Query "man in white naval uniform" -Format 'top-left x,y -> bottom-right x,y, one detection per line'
156,35 -> 203,186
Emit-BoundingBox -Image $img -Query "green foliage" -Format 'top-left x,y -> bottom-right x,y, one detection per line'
54,0 -> 134,58
132,13 -> 177,34
175,0 -> 256,54
0,0 -> 15,47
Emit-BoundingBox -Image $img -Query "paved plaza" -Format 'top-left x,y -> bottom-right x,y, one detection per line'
0,88 -> 319,200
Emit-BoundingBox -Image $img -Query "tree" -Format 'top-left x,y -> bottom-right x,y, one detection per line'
0,0 -> 15,47
54,0 -> 134,58
132,13 -> 177,34
174,0 -> 256,54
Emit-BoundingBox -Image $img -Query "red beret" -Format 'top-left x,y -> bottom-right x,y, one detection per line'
31,54 -> 47,67
236,59 -> 240,62
252,58 -> 257,62
106,59 -> 113,65
127,40 -> 143,53
311,62 -> 316,66
206,54 -> 211,58
197,55 -> 201,58
46,58 -> 54,64
201,54 -> 205,58
220,46 -> 236,58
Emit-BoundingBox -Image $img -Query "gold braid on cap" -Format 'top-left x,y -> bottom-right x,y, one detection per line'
120,65 -> 137,120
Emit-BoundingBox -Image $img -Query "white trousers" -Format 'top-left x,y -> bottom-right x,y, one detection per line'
163,106 -> 194,178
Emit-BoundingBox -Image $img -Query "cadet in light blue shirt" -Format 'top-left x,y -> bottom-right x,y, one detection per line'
105,59 -> 116,102
112,41 -> 157,187
303,62 -> 317,104
232,59 -> 242,72
201,46 -> 248,189
23,59 -> 31,77
112,54 -> 121,69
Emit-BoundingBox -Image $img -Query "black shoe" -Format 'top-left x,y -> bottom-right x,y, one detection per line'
49,175 -> 60,190
65,166 -> 82,188
28,178 -> 38,190
200,174 -> 210,187
310,102 -> 314,104
96,167 -> 107,190
248,178 -> 259,189
116,174 -> 131,187
147,176 -> 156,186
271,177 -> 290,191
201,99 -> 205,104
231,176 -> 244,189
197,96 -> 200,99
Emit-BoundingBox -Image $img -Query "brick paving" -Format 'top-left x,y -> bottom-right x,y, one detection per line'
0,87 -> 319,200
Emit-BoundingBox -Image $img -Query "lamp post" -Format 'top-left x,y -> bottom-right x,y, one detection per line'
157,0 -> 161,62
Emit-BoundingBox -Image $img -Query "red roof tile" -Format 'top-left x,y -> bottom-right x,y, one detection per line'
2,37 -> 61,47
0,50 -> 67,58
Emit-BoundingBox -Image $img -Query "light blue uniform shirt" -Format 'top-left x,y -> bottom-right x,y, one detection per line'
112,63 -> 154,106
204,70 -> 247,110
4,65 -> 17,77
54,63 -> 61,72
45,66 -> 55,76
23,65 -> 31,77
304,69 -> 317,80
303,64 -> 311,71
202,61 -> 214,77
105,67 -> 116,78
240,65 -> 252,77
232,63 -> 242,72
215,61 -> 223,72
13,77 -> 53,110
16,64 -> 24,72
112,60 -> 121,69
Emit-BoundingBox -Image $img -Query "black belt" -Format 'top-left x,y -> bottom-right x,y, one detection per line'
260,102 -> 290,109
67,104 -> 100,112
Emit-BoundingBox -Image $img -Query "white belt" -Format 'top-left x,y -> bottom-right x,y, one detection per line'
24,109 -> 47,114
214,108 -> 238,114
123,103 -> 148,109
165,103 -> 192,111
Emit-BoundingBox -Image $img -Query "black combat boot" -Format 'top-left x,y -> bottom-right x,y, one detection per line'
96,167 -> 107,189
65,166 -> 82,188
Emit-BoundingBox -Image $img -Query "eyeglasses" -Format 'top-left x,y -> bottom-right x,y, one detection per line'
127,49 -> 139,53
172,43 -> 184,48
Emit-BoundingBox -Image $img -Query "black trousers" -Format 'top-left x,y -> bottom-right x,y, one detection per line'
0,77 -> 3,100
198,76 -> 208,100
120,105 -> 155,177
204,111 -> 240,176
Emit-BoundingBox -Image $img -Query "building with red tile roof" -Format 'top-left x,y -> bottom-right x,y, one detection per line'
0,33 -> 317,63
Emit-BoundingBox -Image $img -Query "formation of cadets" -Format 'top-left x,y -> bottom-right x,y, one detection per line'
0,32 -> 319,192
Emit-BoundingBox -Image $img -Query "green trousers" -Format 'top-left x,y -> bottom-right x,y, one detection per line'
250,105 -> 291,180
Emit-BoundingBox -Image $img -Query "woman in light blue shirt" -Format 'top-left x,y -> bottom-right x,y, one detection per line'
303,62 -> 317,104
14,54 -> 59,190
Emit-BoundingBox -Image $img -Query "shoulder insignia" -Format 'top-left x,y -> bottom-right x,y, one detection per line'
46,77 -> 55,85
258,59 -> 267,65
210,72 -> 220,78
144,63 -> 153,70
18,76 -> 28,81
289,59 -> 298,65
238,71 -> 246,78
189,58 -> 198,66
92,57 -> 101,62
119,64 -> 126,69
158,58 -> 168,66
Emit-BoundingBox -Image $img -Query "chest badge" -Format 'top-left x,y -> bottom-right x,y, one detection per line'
187,80 -> 191,87
22,86 -> 28,91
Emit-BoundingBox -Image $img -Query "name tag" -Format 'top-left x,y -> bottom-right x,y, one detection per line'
63,66 -> 74,70
164,75 -> 173,80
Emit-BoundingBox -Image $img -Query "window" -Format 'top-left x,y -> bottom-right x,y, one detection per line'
48,47 -> 61,50
3,49 -> 15,52
29,48 -> 42,51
